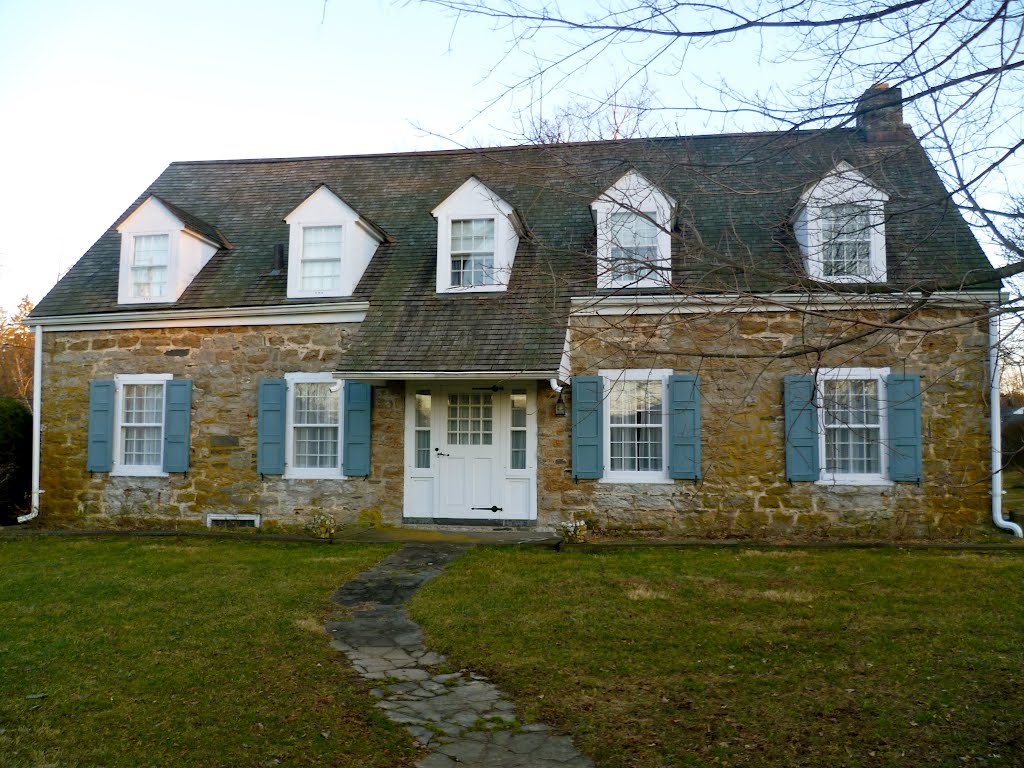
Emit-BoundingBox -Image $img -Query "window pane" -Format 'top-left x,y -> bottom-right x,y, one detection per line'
608,379 -> 663,472
447,393 -> 493,445
121,382 -> 164,467
301,226 -> 342,291
294,426 -> 339,468
451,219 -> 496,286
292,382 -> 339,469
823,378 -> 881,475
609,212 -> 659,283
131,235 -> 169,297
822,205 -> 870,277
294,383 -> 339,426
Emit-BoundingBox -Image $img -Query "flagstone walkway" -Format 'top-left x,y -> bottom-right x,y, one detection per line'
326,543 -> 595,768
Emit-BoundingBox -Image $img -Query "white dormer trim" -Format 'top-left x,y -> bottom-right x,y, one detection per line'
116,197 -> 219,305
285,185 -> 383,300
793,161 -> 890,283
591,170 -> 676,290
432,177 -> 520,294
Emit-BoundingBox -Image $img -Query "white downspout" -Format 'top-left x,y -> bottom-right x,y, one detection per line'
989,312 -> 1022,537
17,325 -> 42,524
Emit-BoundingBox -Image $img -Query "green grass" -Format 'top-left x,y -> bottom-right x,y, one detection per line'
410,546 -> 1024,768
0,537 -> 419,768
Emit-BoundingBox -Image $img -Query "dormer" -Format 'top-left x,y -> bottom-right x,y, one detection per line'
591,170 -> 676,290
432,177 -> 521,294
285,185 -> 385,299
116,196 -> 224,305
793,162 -> 889,282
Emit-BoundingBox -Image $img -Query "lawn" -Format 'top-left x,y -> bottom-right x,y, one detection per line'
0,536 -> 419,768
410,546 -> 1024,768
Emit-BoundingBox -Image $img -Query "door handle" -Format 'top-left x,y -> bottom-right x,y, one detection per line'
434,448 -> 449,457
471,506 -> 503,513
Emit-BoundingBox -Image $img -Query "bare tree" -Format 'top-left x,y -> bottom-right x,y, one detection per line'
0,297 -> 35,409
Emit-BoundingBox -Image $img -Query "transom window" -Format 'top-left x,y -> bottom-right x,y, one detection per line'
609,379 -> 663,473
608,211 -> 659,285
121,383 -> 164,467
510,390 -> 527,469
450,219 -> 496,287
300,226 -> 343,292
415,391 -> 431,468
447,393 -> 493,445
292,382 -> 340,469
131,234 -> 169,298
822,205 -> 871,278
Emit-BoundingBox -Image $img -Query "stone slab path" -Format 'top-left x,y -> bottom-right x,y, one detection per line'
326,543 -> 595,768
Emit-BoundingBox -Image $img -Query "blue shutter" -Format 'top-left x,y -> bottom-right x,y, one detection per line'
343,382 -> 372,477
162,380 -> 192,473
668,375 -> 701,479
887,374 -> 922,482
87,380 -> 115,472
571,376 -> 604,480
257,379 -> 287,475
784,375 -> 820,481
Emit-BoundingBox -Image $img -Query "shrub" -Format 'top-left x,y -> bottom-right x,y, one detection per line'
0,397 -> 31,525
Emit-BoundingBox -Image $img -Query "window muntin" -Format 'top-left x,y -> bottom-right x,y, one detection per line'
608,211 -> 659,284
130,234 -> 169,298
121,383 -> 164,467
300,226 -> 343,293
415,391 -> 431,469
822,205 -> 871,278
608,379 -> 664,473
450,219 -> 496,287
447,392 -> 493,445
510,390 -> 527,470
292,382 -> 340,469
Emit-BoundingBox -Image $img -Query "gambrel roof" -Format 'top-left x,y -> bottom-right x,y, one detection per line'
31,128 -> 995,374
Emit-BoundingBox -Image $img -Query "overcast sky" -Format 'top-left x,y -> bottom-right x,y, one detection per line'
0,0 -> 826,314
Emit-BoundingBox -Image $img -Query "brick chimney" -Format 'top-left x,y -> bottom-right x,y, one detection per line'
855,83 -> 908,141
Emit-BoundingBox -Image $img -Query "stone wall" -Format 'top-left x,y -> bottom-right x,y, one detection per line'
537,307 -> 994,538
39,323 -> 405,528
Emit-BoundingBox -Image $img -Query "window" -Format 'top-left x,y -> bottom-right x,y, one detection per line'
130,235 -> 170,298
415,391 -> 431,469
510,390 -> 527,470
592,171 -> 675,290
450,219 -> 496,287
817,368 -> 889,484
794,162 -> 888,282
822,205 -> 871,278
285,373 -> 344,478
432,177 -> 519,294
112,373 -> 172,476
300,225 -> 343,292
601,369 -> 672,482
447,392 -> 493,446
608,212 -> 659,285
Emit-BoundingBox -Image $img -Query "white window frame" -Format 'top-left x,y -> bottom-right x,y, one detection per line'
128,233 -> 171,299
448,217 -> 498,289
284,372 -> 345,479
111,373 -> 173,477
432,177 -> 519,294
796,163 -> 888,283
592,171 -> 675,291
815,367 -> 892,486
599,368 -> 673,484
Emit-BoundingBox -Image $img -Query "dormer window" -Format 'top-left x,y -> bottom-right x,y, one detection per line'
130,234 -> 170,298
450,219 -> 496,287
794,162 -> 888,282
116,197 -> 224,305
433,178 -> 520,294
285,185 -> 385,300
592,171 -> 675,290
300,225 -> 343,292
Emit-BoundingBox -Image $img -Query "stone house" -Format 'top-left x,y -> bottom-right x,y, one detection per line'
24,85 -> 1019,538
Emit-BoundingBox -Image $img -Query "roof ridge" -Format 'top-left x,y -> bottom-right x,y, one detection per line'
167,128 -> 862,167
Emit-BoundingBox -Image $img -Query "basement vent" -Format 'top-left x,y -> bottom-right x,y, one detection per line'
206,513 -> 261,529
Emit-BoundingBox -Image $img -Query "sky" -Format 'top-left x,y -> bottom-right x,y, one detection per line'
5,0 -> 1009,316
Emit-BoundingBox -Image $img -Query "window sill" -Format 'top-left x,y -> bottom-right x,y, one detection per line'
440,284 -> 507,294
815,477 -> 894,487
284,470 -> 346,480
599,474 -> 674,485
111,467 -> 169,478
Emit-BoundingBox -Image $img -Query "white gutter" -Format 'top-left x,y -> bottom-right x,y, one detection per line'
17,325 -> 42,524
990,312 -> 1022,537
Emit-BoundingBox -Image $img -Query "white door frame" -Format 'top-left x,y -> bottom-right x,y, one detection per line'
402,381 -> 537,522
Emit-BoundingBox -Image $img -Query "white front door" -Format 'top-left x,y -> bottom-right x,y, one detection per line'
403,383 -> 537,522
